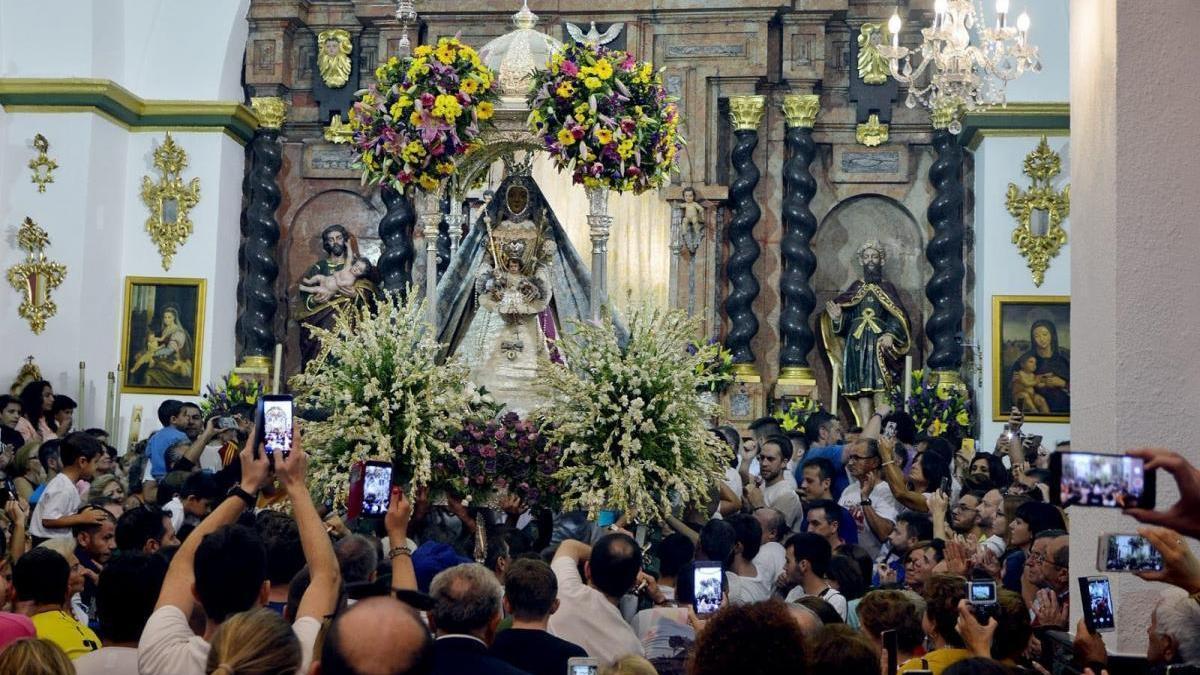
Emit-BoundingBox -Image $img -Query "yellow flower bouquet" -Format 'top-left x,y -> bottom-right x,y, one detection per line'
349,38 -> 499,193
527,42 -> 683,194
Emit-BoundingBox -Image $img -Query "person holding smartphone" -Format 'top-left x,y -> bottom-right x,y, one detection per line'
547,536 -> 645,666
138,422 -> 342,675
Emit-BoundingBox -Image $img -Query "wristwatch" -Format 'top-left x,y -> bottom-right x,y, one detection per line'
860,498 -> 873,507
227,485 -> 257,509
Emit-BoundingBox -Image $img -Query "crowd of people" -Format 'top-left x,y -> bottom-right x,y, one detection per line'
2,376 -> 1200,674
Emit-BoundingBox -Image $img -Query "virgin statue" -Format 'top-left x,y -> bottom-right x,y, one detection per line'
436,174 -> 596,415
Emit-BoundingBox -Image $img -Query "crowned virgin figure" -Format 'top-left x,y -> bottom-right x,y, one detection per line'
436,175 -> 595,415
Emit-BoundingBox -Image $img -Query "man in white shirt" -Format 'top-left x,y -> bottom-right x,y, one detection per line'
30,432 -> 108,541
725,514 -> 771,604
548,535 -> 645,665
752,508 -> 787,593
782,532 -> 848,620
138,428 -> 340,675
743,435 -> 804,533
838,438 -> 899,559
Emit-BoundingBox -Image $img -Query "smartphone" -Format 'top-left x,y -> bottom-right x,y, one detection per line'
883,421 -> 897,440
0,486 -> 9,508
940,474 -> 953,496
692,561 -> 723,617
567,657 -> 600,675
255,395 -> 294,464
966,579 -> 998,624
361,460 -> 393,518
1078,575 -> 1116,633
1098,533 -> 1164,572
882,628 -> 898,675
1050,451 -> 1155,510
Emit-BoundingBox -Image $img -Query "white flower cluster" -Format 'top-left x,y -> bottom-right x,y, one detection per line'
291,292 -> 483,509
535,306 -> 732,524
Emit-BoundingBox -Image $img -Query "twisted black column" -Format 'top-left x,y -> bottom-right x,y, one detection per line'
236,127 -> 282,360
378,186 -> 416,294
780,105 -> 819,370
724,126 -> 762,365
924,127 -> 966,370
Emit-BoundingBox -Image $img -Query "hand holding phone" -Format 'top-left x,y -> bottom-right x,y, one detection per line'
1078,576 -> 1116,633
883,421 -> 897,440
254,395 -> 295,467
882,629 -> 898,675
361,460 -> 394,518
966,580 -> 998,624
1123,449 -> 1200,540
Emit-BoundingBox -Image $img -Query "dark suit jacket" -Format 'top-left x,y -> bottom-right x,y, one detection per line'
432,635 -> 531,675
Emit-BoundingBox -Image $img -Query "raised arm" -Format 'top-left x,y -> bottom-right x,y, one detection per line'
155,434 -> 271,612
878,437 -> 928,512
386,486 -> 417,592
275,427 -> 341,622
555,538 -> 592,563
175,417 -> 220,470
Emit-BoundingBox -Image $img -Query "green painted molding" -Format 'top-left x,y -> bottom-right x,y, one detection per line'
0,78 -> 260,145
960,102 -> 1069,150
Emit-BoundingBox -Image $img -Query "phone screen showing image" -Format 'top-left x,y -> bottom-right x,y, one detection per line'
361,462 -> 393,517
1080,576 -> 1116,632
692,563 -> 723,616
969,580 -> 997,604
571,667 -> 597,675
261,397 -> 294,459
1102,534 -> 1164,572
1057,451 -> 1152,509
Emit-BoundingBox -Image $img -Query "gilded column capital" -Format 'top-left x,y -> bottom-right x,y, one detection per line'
251,97 -> 287,130
782,94 -> 820,129
930,99 -> 963,131
728,95 -> 766,131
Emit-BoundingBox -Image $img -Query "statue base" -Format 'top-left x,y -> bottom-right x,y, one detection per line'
235,356 -> 272,395
774,365 -> 818,414
723,364 -> 765,425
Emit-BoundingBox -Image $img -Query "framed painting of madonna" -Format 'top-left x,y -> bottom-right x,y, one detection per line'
992,295 -> 1070,422
120,277 -> 206,395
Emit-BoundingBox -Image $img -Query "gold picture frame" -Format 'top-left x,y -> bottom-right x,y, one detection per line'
120,277 -> 206,395
991,295 -> 1070,423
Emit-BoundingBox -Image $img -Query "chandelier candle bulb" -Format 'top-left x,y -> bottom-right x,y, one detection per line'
1017,12 -> 1031,43
996,0 -> 1009,27
889,13 -> 901,48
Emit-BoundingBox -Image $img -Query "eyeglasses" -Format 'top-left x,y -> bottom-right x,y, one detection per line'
1027,551 -> 1066,568
953,503 -> 979,513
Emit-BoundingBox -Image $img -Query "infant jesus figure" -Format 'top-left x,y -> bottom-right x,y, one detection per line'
299,256 -> 372,303
1010,354 -> 1051,414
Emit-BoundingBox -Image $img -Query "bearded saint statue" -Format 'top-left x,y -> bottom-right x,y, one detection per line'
296,224 -> 377,368
820,241 -> 912,423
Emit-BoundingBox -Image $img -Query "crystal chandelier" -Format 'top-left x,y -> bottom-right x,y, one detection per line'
395,0 -> 417,56
877,0 -> 1041,133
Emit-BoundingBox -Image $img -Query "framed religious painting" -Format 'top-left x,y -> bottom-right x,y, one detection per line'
120,277 -> 206,395
991,295 -> 1070,422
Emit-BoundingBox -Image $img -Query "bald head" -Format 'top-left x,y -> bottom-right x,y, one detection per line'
315,596 -> 432,675
787,602 -> 824,638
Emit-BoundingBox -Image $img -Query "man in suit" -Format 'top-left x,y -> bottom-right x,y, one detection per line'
428,563 -> 530,675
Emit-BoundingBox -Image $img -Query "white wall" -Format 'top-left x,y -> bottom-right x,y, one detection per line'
972,136 -> 1071,447
1069,0 -> 1200,656
0,0 -> 248,101
0,0 -> 250,444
